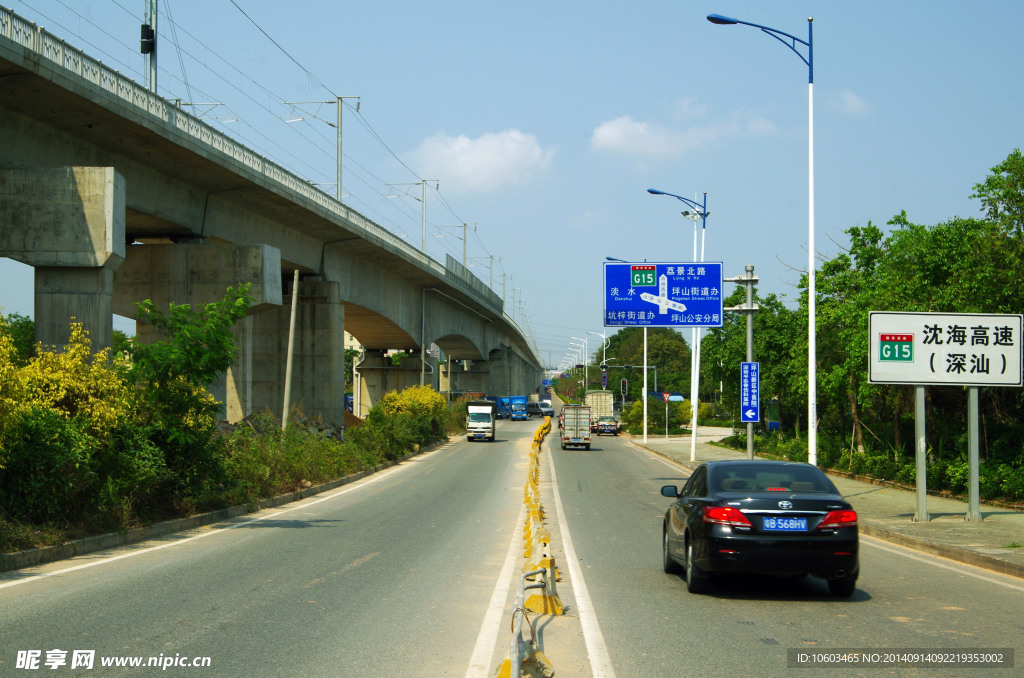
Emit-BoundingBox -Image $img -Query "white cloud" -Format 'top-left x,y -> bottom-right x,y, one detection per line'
830,89 -> 870,115
590,113 -> 777,159
407,129 -> 555,193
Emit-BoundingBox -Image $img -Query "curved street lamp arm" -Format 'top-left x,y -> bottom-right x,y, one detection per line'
647,188 -> 702,212
647,189 -> 709,230
707,14 -> 813,82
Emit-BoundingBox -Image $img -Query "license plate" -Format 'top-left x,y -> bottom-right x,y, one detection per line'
762,516 -> 807,532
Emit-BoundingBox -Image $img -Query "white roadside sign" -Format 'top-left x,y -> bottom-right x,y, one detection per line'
868,311 -> 1023,386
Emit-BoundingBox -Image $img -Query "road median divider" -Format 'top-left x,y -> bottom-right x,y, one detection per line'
495,417 -> 561,677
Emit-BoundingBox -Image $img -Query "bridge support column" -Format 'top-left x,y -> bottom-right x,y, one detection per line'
448,359 -> 489,396
354,350 -> 433,417
0,166 -> 125,350
114,243 -> 283,423
251,278 -> 344,426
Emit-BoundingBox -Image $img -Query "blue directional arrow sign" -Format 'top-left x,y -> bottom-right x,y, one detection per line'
603,262 -> 723,327
741,362 -> 760,423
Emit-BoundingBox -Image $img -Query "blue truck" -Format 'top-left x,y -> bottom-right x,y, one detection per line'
509,395 -> 528,421
495,396 -> 512,419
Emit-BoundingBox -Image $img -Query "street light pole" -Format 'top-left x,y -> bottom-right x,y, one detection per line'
571,335 -> 589,387
647,189 -> 710,461
707,13 -> 816,464
587,330 -> 608,367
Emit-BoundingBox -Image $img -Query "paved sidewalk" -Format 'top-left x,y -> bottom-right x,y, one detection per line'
633,429 -> 1024,580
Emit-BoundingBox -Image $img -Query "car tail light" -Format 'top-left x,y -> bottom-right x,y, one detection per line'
817,510 -> 858,529
703,506 -> 753,527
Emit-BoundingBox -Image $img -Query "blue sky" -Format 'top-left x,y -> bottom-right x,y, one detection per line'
3,0 -> 1022,369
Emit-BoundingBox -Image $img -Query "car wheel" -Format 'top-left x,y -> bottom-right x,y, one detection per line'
584,444 -> 591,450
662,527 -> 680,574
828,576 -> 856,597
685,541 -> 709,594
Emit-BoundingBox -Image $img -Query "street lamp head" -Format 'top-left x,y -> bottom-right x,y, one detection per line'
605,256 -> 627,262
647,188 -> 667,196
707,13 -> 739,25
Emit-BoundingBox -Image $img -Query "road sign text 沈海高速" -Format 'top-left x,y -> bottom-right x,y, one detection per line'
869,312 -> 1023,386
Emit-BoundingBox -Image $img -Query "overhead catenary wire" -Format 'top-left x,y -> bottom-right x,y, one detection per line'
12,1 -> 523,332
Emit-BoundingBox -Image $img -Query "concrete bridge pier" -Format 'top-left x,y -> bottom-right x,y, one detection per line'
249,277 -> 344,426
450,359 -> 490,396
353,349 -> 436,418
0,166 -> 125,350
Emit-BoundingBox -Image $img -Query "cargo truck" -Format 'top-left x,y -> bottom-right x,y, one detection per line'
560,405 -> 592,450
509,395 -> 528,421
495,396 -> 511,419
466,400 -> 496,441
584,389 -> 615,431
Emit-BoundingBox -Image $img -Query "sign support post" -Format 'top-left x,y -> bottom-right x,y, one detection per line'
968,387 -> 981,521
725,265 -> 759,460
914,386 -> 929,522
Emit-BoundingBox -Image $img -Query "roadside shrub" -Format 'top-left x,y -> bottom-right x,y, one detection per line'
945,459 -> 970,494
0,406 -> 96,522
17,322 -> 133,446
222,411 -> 369,505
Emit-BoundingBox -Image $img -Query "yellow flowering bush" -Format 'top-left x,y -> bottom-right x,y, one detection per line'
17,322 -> 135,444
377,385 -> 447,420
0,318 -> 26,469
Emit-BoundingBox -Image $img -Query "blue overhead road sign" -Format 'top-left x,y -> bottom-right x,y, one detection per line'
741,362 -> 760,423
604,262 -> 723,328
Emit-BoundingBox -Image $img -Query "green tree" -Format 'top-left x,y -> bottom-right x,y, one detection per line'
971,148 -> 1024,234
128,284 -> 254,499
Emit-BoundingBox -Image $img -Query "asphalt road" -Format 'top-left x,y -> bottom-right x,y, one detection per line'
543,431 -> 1024,677
2,421 -> 1022,677
0,426 -> 539,677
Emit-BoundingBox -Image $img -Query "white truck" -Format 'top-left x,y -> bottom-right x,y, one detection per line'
466,400 -> 496,442
560,405 -> 592,450
584,389 -> 615,432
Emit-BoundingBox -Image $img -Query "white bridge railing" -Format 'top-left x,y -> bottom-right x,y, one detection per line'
1,6 -> 544,358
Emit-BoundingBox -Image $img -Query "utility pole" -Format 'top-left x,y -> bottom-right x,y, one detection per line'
725,265 -> 759,459
283,96 -> 360,200
141,0 -> 157,93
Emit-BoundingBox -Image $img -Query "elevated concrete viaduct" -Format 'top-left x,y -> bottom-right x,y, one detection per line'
0,8 -> 541,425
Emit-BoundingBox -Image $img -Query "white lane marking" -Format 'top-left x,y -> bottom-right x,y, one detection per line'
546,449 -> 617,678
464,502 -> 527,678
0,450 -> 440,590
862,535 -> 1024,592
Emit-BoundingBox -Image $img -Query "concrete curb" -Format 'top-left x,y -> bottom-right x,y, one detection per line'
858,523 -> 1024,580
1,440 -> 445,573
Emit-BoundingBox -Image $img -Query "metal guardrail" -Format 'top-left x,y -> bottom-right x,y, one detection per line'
508,568 -> 547,677
0,6 -> 545,360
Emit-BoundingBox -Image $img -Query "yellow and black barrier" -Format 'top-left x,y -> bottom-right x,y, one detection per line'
495,417 -> 561,677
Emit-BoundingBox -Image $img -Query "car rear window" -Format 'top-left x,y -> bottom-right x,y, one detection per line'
715,464 -> 834,493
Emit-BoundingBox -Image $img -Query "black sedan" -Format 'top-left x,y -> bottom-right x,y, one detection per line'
661,460 -> 859,596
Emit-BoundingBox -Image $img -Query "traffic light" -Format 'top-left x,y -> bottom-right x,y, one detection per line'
140,24 -> 155,54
